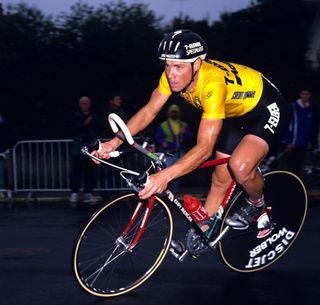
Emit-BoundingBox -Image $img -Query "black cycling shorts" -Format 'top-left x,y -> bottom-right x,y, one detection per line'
216,76 -> 289,155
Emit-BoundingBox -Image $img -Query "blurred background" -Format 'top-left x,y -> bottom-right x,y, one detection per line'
0,0 -> 319,198
0,0 -> 319,141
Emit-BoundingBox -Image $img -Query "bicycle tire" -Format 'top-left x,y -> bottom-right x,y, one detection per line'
73,193 -> 173,297
218,170 -> 308,272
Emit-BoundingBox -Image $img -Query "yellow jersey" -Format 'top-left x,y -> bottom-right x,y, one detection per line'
158,60 -> 264,119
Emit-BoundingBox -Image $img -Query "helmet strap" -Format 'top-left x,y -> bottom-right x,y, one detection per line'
181,61 -> 197,93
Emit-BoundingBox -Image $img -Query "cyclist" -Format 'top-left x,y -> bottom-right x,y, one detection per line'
94,29 -> 288,230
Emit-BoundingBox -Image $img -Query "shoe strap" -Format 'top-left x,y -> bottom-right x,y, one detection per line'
245,195 -> 265,207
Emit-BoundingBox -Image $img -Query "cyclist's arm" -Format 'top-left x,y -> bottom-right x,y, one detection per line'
98,88 -> 170,154
163,118 -> 222,176
126,88 -> 169,139
139,118 -> 222,199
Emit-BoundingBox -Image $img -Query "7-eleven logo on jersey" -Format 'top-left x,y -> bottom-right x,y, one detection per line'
256,207 -> 272,239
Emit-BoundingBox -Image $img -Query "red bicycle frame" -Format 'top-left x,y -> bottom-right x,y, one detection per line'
119,157 -> 237,251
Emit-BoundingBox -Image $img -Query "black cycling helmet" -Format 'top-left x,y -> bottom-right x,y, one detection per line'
158,29 -> 208,62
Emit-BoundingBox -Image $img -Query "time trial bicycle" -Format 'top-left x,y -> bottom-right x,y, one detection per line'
72,113 -> 308,298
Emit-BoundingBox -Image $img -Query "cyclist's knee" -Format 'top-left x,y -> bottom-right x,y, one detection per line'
228,158 -> 255,186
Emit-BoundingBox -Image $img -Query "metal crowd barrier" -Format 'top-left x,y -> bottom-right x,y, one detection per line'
12,140 -> 72,192
0,151 -> 12,199
11,139 -> 149,194
4,139 -> 320,200
0,153 -> 6,190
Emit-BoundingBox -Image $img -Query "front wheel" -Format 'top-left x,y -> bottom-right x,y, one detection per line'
73,193 -> 173,297
218,170 -> 308,272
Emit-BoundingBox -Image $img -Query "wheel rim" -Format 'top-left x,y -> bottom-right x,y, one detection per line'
73,193 -> 173,296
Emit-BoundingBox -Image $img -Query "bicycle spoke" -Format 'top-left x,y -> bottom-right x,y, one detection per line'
73,193 -> 173,297
85,246 -> 126,286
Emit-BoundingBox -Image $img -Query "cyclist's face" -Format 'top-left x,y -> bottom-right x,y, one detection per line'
164,61 -> 192,92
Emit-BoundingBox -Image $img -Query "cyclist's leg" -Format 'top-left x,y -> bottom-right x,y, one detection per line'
229,134 -> 268,201
204,150 -> 232,217
203,134 -> 267,227
223,78 -> 287,229
225,135 -> 269,229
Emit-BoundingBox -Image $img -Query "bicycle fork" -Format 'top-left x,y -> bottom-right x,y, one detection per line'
119,196 -> 156,252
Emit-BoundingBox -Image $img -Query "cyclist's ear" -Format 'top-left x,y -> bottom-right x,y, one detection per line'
193,58 -> 202,71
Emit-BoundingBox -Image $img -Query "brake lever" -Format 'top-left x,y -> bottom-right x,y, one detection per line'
81,139 -> 120,158
84,139 -> 100,152
122,171 -> 148,192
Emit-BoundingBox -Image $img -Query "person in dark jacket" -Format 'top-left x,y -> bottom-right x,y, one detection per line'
283,89 -> 318,174
69,96 -> 101,203
103,93 -> 128,139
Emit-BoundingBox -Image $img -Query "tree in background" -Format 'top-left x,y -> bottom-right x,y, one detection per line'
0,0 -> 318,141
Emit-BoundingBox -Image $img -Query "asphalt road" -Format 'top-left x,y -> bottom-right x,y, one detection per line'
0,195 -> 319,305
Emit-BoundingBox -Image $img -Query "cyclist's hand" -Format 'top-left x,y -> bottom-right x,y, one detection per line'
91,141 -> 115,164
138,172 -> 169,199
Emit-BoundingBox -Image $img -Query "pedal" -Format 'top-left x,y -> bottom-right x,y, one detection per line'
169,240 -> 188,262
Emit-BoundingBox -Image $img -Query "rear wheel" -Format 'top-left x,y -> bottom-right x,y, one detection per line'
218,170 -> 308,272
73,193 -> 173,297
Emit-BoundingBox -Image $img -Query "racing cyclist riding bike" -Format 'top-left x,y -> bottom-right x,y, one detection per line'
94,29 -> 288,242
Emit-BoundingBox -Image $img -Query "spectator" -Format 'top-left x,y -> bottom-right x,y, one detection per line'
283,89 -> 318,174
155,104 -> 192,193
100,93 -> 131,194
103,93 -> 128,139
69,96 -> 101,203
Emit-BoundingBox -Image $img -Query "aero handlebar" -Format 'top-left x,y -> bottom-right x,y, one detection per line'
107,113 -> 162,163
108,113 -> 135,145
